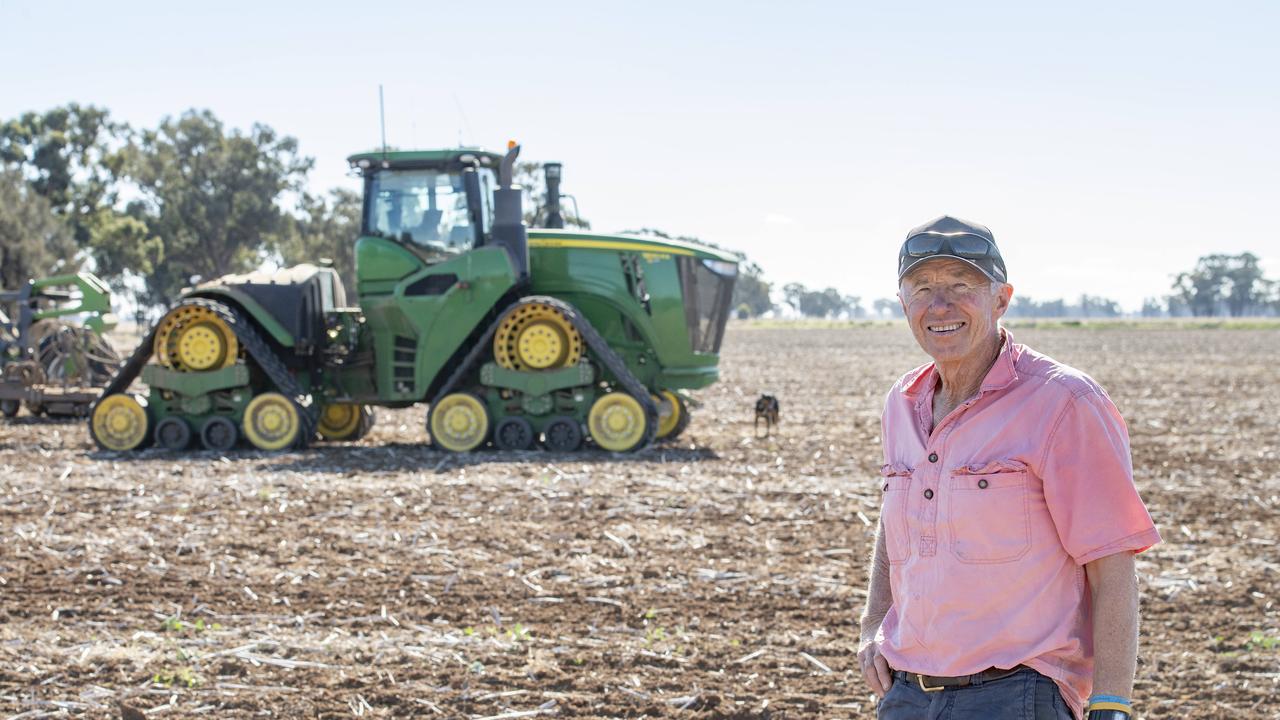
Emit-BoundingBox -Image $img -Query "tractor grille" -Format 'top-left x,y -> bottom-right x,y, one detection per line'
677,257 -> 736,354
392,335 -> 416,391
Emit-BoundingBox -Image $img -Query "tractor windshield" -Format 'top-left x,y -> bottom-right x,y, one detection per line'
365,169 -> 494,255
677,257 -> 737,354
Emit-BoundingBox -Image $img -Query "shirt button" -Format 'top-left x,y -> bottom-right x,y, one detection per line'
928,453 -> 938,463
923,489 -> 934,500
978,479 -> 989,489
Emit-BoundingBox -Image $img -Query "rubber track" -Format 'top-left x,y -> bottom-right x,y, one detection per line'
92,298 -> 318,448
432,295 -> 658,452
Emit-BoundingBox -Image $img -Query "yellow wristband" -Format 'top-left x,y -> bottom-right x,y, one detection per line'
1086,701 -> 1132,714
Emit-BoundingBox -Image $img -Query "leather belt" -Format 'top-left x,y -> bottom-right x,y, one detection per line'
901,665 -> 1028,693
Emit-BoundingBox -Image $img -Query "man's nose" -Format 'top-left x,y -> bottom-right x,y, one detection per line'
928,290 -> 956,310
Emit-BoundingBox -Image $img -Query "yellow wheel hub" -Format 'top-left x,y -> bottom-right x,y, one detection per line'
654,390 -> 683,439
155,305 -> 239,372
494,302 -> 582,371
588,392 -> 647,452
430,393 -> 489,452
318,403 -> 363,440
242,392 -> 300,451
91,394 -> 149,451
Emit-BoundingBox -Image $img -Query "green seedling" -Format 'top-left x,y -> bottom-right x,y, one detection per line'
152,667 -> 199,688
161,616 -> 220,633
506,623 -> 530,642
463,626 -> 475,637
645,626 -> 667,645
1246,631 -> 1280,651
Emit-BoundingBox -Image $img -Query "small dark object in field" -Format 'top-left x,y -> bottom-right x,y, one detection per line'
754,394 -> 780,437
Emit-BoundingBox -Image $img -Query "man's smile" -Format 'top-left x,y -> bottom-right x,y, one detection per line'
927,321 -> 966,334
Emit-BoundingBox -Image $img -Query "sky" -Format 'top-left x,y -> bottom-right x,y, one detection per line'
4,0 -> 1278,311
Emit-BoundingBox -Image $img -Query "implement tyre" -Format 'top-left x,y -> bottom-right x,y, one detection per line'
493,302 -> 583,371
543,416 -> 583,452
493,416 -> 535,451
429,393 -> 490,452
154,304 -> 239,372
318,403 -> 365,441
588,392 -> 649,452
200,416 -> 238,451
91,394 -> 150,451
243,392 -> 302,451
154,416 -> 193,450
654,390 -> 691,441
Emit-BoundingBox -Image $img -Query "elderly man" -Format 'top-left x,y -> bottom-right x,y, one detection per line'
857,216 -> 1161,720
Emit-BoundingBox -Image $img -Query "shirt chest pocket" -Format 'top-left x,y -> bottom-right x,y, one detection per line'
879,463 -> 913,565
947,460 -> 1031,564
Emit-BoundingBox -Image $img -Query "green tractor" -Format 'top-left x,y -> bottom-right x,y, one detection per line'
1,272 -> 121,418
89,143 -> 738,453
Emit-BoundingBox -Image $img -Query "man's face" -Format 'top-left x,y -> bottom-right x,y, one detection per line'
899,258 -> 1012,366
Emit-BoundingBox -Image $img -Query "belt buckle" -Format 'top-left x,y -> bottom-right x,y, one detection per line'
917,674 -> 945,693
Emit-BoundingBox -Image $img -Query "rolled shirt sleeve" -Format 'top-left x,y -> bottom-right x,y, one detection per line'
1039,389 -> 1162,565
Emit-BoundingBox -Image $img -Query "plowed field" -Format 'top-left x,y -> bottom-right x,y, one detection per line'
1,324 -> 1277,719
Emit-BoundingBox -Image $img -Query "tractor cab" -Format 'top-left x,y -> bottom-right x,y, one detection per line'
348,149 -> 505,264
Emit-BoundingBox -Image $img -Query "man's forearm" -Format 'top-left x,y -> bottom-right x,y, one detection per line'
1085,552 -> 1139,699
860,518 -> 893,640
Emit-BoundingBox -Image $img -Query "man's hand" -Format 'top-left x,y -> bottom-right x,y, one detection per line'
858,518 -> 895,697
858,635 -> 894,697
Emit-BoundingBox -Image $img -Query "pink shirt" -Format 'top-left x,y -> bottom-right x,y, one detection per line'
876,330 -> 1160,720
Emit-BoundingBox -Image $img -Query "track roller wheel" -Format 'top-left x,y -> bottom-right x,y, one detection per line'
200,416 -> 238,451
494,416 -> 535,451
242,392 -> 302,451
543,416 -> 583,452
428,392 -> 490,452
588,392 -> 649,452
154,305 -> 239,372
91,394 -> 150,451
493,302 -> 584,371
154,416 -> 192,450
654,390 -> 691,441
1,399 -> 18,418
318,403 -> 366,441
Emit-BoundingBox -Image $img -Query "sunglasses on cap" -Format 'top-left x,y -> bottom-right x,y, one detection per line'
904,232 -> 997,259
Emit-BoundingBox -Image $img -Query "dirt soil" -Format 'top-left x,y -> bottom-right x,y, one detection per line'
1,324 -> 1277,719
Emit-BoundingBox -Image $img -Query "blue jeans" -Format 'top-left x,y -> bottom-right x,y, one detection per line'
876,668 -> 1073,720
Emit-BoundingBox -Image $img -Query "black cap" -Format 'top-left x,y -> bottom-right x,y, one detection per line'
898,215 -> 1007,284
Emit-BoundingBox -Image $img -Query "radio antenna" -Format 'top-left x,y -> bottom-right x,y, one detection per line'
379,85 -> 388,161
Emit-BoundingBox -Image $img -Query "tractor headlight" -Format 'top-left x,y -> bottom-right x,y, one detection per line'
701,259 -> 738,277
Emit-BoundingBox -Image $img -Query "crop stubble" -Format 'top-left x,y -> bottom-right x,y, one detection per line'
0,325 -> 1276,718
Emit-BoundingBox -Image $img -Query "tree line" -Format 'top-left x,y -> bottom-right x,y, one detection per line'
728,254 -> 1279,320
3,104 -> 1275,320
1,104 -> 358,311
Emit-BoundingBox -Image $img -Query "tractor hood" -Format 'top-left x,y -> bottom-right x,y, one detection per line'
527,229 -> 740,264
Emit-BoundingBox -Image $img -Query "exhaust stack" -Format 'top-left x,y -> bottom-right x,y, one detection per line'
543,162 -> 564,229
492,142 -> 530,280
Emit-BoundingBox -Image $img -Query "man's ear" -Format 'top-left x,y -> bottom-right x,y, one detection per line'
994,283 -> 1014,318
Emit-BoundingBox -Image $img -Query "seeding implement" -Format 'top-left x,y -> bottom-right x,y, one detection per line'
1,273 -> 121,418
90,143 -> 736,453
